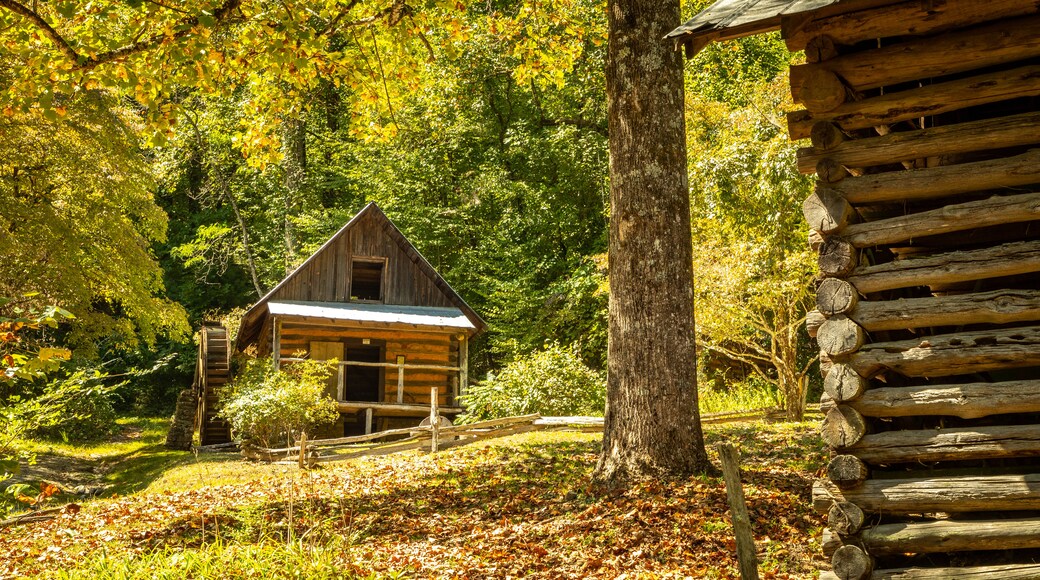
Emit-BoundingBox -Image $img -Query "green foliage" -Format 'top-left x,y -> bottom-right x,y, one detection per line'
698,376 -> 782,415
32,372 -> 119,443
0,96 -> 190,357
220,357 -> 339,448
685,33 -> 819,420
459,343 -> 604,421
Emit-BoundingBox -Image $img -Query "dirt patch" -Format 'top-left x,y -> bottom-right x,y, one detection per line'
5,453 -> 103,492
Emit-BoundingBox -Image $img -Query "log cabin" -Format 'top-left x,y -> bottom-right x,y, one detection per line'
195,202 -> 485,444
669,1 -> 1040,578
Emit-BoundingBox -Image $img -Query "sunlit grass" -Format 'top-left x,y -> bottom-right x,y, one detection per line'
698,378 -> 782,415
50,538 -> 411,580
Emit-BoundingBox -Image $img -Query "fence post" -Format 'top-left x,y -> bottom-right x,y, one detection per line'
718,443 -> 759,580
396,356 -> 405,404
298,432 -> 308,469
430,386 -> 440,453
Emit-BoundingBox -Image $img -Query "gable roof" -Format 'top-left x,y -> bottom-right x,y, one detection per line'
666,0 -> 899,53
235,202 -> 486,350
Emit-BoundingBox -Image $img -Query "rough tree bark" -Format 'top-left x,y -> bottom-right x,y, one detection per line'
593,0 -> 711,485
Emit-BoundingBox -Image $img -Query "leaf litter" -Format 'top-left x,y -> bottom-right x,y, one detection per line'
0,423 -> 827,579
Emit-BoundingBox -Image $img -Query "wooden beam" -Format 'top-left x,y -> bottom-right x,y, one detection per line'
821,405 -> 867,449
822,379 -> 1040,420
832,545 -> 873,580
840,192 -> 1040,248
818,315 -> 866,357
782,0 -> 1040,51
847,240 -> 1040,294
818,278 -> 859,316
790,14 -> 1040,93
849,324 -> 1040,378
804,188 -> 854,234
828,454 -> 869,489
819,238 -> 858,278
828,501 -> 865,536
831,516 -> 1040,557
821,563 -> 1040,580
848,423 -> 1040,464
788,65 -> 1040,140
790,65 -> 849,113
822,149 -> 1040,205
813,473 -> 1040,514
847,288 -> 1040,332
272,317 -> 281,370
460,334 -> 469,395
823,363 -> 868,403
797,111 -> 1040,174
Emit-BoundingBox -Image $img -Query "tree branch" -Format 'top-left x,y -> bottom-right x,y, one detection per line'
0,0 -> 79,63
0,0 -> 242,71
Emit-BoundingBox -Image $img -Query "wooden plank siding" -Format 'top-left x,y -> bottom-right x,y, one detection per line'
277,321 -> 460,407
268,211 -> 456,308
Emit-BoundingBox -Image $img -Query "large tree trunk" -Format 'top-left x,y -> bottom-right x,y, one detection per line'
593,0 -> 711,485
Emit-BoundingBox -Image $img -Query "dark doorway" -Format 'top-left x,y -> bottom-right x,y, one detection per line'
344,345 -> 383,436
345,346 -> 382,402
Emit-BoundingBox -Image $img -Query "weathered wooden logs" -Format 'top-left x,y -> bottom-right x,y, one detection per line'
811,121 -> 847,151
823,363 -> 868,403
827,501 -> 865,536
814,473 -> 1040,515
858,517 -> 1040,557
819,238 -> 858,278
803,188 -> 854,234
840,192 -> 1040,248
821,405 -> 867,448
818,315 -> 866,357
790,65 -> 849,113
807,308 -> 825,338
797,110 -> 1040,174
824,149 -> 1040,205
817,158 -> 851,183
849,325 -> 1040,378
847,240 -> 1040,294
820,563 -> 1040,580
848,423 -> 1040,464
832,544 -> 873,580
782,0 -> 1040,52
804,34 -> 839,63
817,278 -> 858,316
828,455 -> 870,488
789,14 -> 1040,93
847,288 -> 1040,332
788,65 -> 1040,139
820,380 -> 1040,420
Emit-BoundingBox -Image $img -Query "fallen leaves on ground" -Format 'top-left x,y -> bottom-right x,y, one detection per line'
0,422 -> 827,579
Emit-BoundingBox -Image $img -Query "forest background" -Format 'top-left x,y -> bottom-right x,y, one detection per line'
0,0 -> 816,438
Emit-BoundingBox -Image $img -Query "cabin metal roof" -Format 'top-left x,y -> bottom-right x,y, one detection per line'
667,0 -> 899,49
268,301 -> 477,330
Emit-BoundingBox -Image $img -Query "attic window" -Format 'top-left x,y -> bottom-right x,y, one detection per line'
351,259 -> 384,301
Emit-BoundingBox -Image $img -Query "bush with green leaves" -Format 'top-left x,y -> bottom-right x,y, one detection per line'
219,357 -> 339,448
459,343 -> 605,422
32,370 -> 120,442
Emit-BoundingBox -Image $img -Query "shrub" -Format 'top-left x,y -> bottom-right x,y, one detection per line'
32,370 -> 120,442
459,343 -> 605,422
219,357 -> 339,448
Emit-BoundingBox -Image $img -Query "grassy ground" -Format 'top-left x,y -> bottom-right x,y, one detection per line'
0,420 -> 826,579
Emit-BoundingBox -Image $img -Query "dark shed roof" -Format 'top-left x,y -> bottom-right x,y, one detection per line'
667,0 -> 900,52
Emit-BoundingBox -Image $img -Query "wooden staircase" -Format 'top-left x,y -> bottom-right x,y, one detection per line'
195,323 -> 231,445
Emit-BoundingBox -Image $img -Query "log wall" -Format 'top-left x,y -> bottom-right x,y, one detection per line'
278,321 -> 458,407
783,1 -> 1040,577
